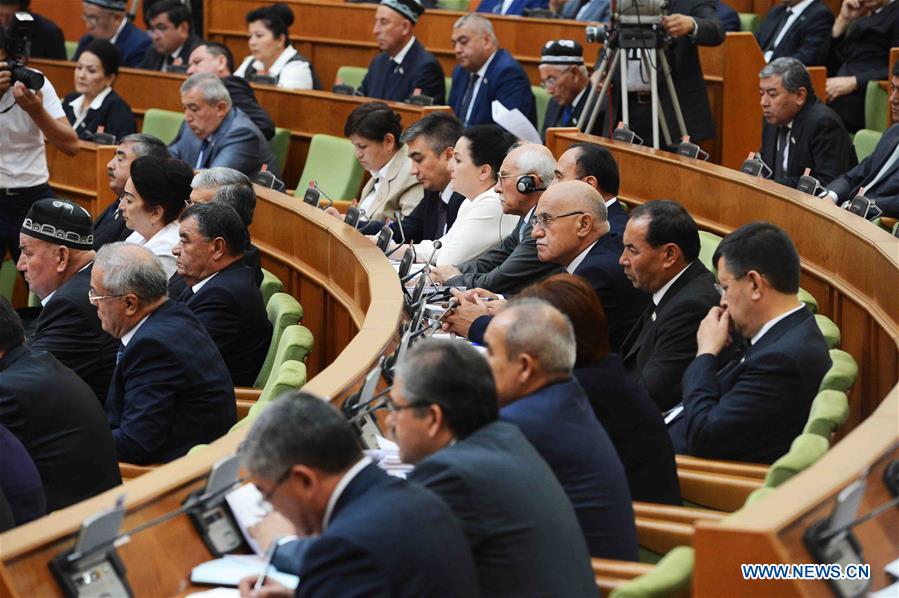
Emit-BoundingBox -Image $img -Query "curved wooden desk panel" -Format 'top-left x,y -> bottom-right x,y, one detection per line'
0,187 -> 404,597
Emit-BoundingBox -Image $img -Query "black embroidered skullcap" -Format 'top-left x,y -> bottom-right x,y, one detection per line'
540,40 -> 585,66
21,199 -> 94,250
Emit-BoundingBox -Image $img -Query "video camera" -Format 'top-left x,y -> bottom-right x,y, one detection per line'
1,12 -> 45,91
585,0 -> 669,47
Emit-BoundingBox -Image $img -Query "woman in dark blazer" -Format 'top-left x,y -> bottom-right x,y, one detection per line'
62,39 -> 137,142
520,273 -> 683,505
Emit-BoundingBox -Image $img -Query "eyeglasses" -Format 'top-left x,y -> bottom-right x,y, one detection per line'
714,274 -> 747,298
88,289 -> 125,304
540,67 -> 574,89
529,211 -> 585,229
496,171 -> 529,183
259,467 -> 291,503
384,398 -> 431,414
81,12 -> 109,24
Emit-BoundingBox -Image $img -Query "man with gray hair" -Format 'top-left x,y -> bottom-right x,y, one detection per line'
484,298 -> 638,561
189,166 -> 252,205
758,57 -> 856,187
448,13 -> 535,126
91,242 -> 235,464
168,73 -> 279,177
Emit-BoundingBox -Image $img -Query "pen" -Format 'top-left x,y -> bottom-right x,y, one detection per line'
254,537 -> 280,591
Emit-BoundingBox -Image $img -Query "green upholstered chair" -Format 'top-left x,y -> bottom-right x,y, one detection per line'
254,292 -> 303,389
744,486 -> 775,507
532,85 -> 550,133
438,0 -> 470,9
738,13 -> 761,34
814,314 -> 841,349
335,66 -> 368,89
864,80 -> 889,132
763,433 -> 830,488
269,324 -> 314,370
697,230 -> 722,273
65,40 -> 78,60
269,127 -> 291,173
853,128 -> 883,162
295,134 -> 365,201
797,288 -> 818,313
819,349 -> 858,394
230,360 -> 308,432
0,260 -> 17,302
141,108 -> 184,145
260,269 -> 283,308
445,76 -> 453,99
803,390 -> 850,439
609,546 -> 695,598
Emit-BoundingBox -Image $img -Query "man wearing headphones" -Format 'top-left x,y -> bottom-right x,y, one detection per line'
431,143 -> 562,294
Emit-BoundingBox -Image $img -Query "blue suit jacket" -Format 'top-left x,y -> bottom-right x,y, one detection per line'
669,306 -> 831,463
75,20 -> 151,68
359,39 -> 445,105
501,378 -> 638,560
297,463 -> 479,597
477,0 -> 548,15
561,0 -> 610,22
177,260 -> 272,387
0,424 -> 45,528
449,49 -> 536,126
105,301 -> 236,464
168,107 -> 280,177
409,421 -> 597,596
756,0 -> 833,65
829,124 -> 899,217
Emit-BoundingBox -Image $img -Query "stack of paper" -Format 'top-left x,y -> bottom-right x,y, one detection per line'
190,555 -> 299,589
364,436 -> 413,478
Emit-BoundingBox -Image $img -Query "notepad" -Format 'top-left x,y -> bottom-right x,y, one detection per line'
190,555 -> 299,589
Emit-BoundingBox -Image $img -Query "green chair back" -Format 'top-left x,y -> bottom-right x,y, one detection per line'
445,76 -> 453,99
819,349 -> 858,394
141,108 -> 185,145
609,546 -> 695,598
268,324 -> 314,373
231,360 -> 308,432
260,268 -> 283,307
738,13 -> 761,34
438,0 -> 470,9
254,292 -> 303,388
697,230 -> 722,273
797,288 -> 818,314
853,128 -> 883,162
65,40 -> 78,61
803,390 -> 850,439
763,433 -> 830,488
0,260 -> 17,302
744,486 -> 775,507
864,80 -> 889,132
295,134 -> 365,201
814,314 -> 841,349
336,66 -> 368,89
269,127 -> 291,173
532,85 -> 550,133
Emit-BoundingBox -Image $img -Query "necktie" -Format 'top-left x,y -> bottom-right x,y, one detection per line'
559,104 -> 573,126
392,60 -> 403,76
765,8 -> 792,50
196,139 -> 210,169
435,200 -> 448,237
459,72 -> 480,125
774,126 -> 789,179
116,342 -> 125,365
865,143 -> 899,192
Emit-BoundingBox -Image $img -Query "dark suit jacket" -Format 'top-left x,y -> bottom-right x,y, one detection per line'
0,345 -> 121,511
607,199 -> 629,235
138,34 -> 201,71
542,90 -> 592,139
717,1 -> 740,32
0,424 -> 45,528
359,39 -> 446,105
75,20 -> 152,68
620,260 -> 720,410
449,49 -> 537,126
105,301 -> 236,464
361,190 -> 465,242
223,76 -> 276,140
168,107 -> 280,177
829,124 -> 899,216
669,306 -> 831,463
477,0 -> 548,15
29,12 -> 67,60
176,260 -> 272,386
501,378 -> 638,560
93,200 -> 132,250
575,355 -> 681,505
297,463 -> 479,597
756,0 -> 834,66
447,214 -> 563,294
28,265 -> 119,404
760,95 -> 857,187
573,231 -> 652,351
62,89 -> 138,142
409,421 -> 597,596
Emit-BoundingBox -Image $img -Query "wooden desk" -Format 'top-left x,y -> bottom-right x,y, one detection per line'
44,141 -> 117,219
32,59 -> 449,190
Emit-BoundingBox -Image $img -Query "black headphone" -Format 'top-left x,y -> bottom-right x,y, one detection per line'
517,174 -> 544,194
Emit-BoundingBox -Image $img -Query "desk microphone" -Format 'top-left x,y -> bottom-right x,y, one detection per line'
739,152 -> 773,178
400,240 -> 441,284
676,136 -> 709,161
841,187 -> 883,221
345,206 -> 365,228
611,122 -> 644,146
796,168 -> 822,196
310,180 -> 335,209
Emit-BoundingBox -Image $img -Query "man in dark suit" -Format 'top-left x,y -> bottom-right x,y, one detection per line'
390,339 -> 597,596
0,424 -> 44,529
74,0 -> 151,68
168,73 -> 279,177
0,0 -> 66,60
557,0 -> 611,21
186,42 -> 276,140
95,133 -> 170,250
717,1 -> 741,32
18,199 -> 118,402
668,222 -> 831,463
826,0 -> 899,132
138,0 -> 200,73
619,200 -> 720,410
759,57 -> 856,187
237,393 -> 479,597
554,142 -> 629,234
477,0 -> 549,15
448,14 -> 536,126
756,0 -> 834,66
0,297 -> 121,512
485,299 -> 638,560
358,0 -> 445,105
539,40 -> 593,139
432,144 -> 561,293
824,63 -> 899,216
92,243 -> 235,464
172,203 -> 271,386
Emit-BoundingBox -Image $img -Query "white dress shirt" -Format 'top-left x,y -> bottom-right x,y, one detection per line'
125,221 -> 180,279
0,74 -> 65,188
464,52 -> 497,124
120,313 -> 152,347
652,261 -> 694,306
191,271 -> 220,294
234,46 -> 314,90
751,304 -> 805,345
566,240 -> 597,274
66,86 -> 113,130
763,0 -> 816,61
391,36 -> 416,65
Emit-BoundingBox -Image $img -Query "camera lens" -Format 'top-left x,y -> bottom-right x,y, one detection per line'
12,66 -> 45,91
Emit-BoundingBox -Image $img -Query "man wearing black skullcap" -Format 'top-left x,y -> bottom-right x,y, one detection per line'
358,0 -> 445,104
74,0 -> 151,68
17,199 -> 119,403
538,40 -> 593,139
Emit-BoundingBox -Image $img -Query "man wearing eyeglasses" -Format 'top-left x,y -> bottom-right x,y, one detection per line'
538,40 -> 593,140
667,222 -> 831,464
74,0 -> 151,69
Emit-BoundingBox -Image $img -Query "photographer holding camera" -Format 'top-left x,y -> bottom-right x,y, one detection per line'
0,14 -> 79,261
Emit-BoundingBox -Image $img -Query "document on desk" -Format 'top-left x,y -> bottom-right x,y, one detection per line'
190,555 -> 299,589
224,483 -> 270,555
492,100 -> 541,144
